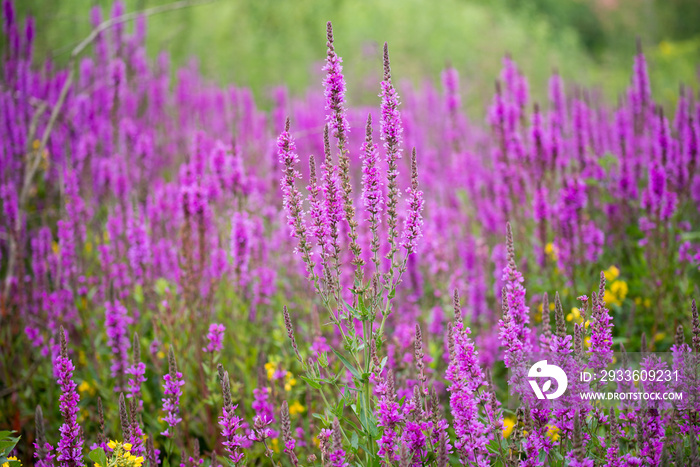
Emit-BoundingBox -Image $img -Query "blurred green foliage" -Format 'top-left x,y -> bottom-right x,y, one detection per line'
9,0 -> 700,112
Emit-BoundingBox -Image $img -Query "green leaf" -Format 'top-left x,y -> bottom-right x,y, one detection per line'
350,432 -> 359,451
299,375 -> 322,390
89,447 -> 108,467
332,350 -> 362,381
133,284 -> 144,304
0,432 -> 14,440
155,278 -> 169,295
0,437 -> 20,456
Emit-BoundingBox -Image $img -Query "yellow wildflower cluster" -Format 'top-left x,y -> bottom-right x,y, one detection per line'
95,441 -> 144,467
2,456 -> 20,467
535,301 -> 555,323
78,380 -> 97,396
546,424 -> 560,442
544,242 -> 558,261
288,400 -> 305,415
502,418 -> 560,442
566,307 -> 590,328
264,361 -> 297,391
634,297 -> 652,308
502,417 -> 516,438
603,266 -> 628,307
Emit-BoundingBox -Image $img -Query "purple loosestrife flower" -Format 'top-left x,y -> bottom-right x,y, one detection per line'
55,327 -> 85,467
34,405 -> 56,467
321,125 -> 343,287
380,42 -> 403,270
161,347 -> 185,438
105,300 -> 132,392
500,223 -> 531,348
446,319 -> 491,466
203,323 -> 225,353
401,149 -> 424,255
127,207 -> 151,283
360,114 -> 384,272
567,413 -> 594,467
588,273 -> 614,373
323,23 -> 362,273
670,325 -> 694,420
218,365 -> 245,465
602,409 -> 623,467
125,333 -> 146,410
374,369 -> 403,463
323,21 -> 349,142
631,40 -> 651,124
251,386 -> 278,438
328,419 -> 349,467
401,391 -> 431,464
549,293 -> 585,432
280,401 -> 299,467
230,212 -> 253,290
278,118 -> 315,276
307,154 -> 330,267
641,160 -> 677,223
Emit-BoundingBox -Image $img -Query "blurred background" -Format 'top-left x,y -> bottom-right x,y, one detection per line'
10,0 -> 700,115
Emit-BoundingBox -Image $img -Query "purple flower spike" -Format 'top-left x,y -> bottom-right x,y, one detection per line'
401,148 -> 424,255
105,300 -> 132,392
125,333 -> 147,410
278,118 -> 315,275
218,365 -> 245,465
203,323 -> 225,353
55,327 -> 85,467
323,22 -> 349,142
161,347 -> 185,438
446,293 -> 491,467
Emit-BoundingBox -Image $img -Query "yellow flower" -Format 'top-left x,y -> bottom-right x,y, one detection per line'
603,290 -> 619,307
85,241 -> 93,254
643,298 -> 651,308
105,441 -> 143,467
658,40 -> 673,57
610,280 -> 628,302
654,332 -> 666,342
78,380 -> 96,396
546,424 -> 560,442
567,308 -> 582,323
271,438 -> 280,453
265,362 -> 277,380
284,371 -> 297,391
289,400 -> 305,415
502,417 -> 516,438
52,241 -> 60,254
604,265 -> 620,282
584,336 -> 591,349
2,456 -> 20,467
